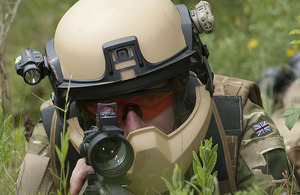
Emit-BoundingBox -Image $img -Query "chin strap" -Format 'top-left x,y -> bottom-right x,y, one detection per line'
202,55 -> 214,96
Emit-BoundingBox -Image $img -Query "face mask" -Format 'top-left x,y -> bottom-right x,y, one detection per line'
125,85 -> 212,194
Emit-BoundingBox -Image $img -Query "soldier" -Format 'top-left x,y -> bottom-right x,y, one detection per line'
257,50 -> 300,110
257,51 -> 300,149
259,50 -> 300,183
15,0 -> 299,194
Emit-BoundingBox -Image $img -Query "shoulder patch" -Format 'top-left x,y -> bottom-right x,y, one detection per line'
252,121 -> 272,136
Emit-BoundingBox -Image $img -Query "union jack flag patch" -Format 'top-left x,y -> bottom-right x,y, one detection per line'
252,121 -> 272,137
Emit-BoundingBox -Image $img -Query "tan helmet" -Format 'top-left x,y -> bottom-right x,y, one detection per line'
43,0 -> 215,194
45,0 -> 214,106
55,0 -> 186,81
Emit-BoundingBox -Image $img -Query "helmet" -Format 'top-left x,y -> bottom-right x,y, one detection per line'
45,0 -> 214,107
44,0 -> 214,193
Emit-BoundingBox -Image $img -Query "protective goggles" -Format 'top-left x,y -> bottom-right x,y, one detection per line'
81,80 -> 178,123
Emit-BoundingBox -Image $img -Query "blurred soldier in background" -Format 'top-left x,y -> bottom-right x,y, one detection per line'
258,50 -> 300,110
259,50 -> 300,181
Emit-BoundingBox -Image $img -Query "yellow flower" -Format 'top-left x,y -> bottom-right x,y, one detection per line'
247,39 -> 259,50
286,49 -> 295,57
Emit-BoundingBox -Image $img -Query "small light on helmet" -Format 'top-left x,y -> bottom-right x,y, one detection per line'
15,48 -> 47,86
23,64 -> 42,85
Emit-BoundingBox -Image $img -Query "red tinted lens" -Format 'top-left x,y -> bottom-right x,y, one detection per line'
81,89 -> 177,122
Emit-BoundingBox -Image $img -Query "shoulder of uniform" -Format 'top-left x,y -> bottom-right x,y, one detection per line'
27,121 -> 50,156
213,74 -> 263,107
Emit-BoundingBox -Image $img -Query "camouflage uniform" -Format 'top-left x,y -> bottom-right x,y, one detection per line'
16,75 -> 300,194
238,98 -> 297,193
212,75 -> 299,193
16,122 -> 57,194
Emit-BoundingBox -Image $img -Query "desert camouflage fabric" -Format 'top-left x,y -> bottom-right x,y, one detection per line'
238,98 -> 300,193
213,74 -> 299,193
16,122 -> 56,194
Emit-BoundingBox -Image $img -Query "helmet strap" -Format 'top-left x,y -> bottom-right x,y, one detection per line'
174,73 -> 191,129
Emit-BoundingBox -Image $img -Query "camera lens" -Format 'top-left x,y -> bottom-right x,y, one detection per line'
88,135 -> 133,177
94,137 -> 127,170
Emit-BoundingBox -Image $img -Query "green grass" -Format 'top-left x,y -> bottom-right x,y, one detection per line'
163,138 -> 293,195
0,106 -> 26,194
202,0 -> 299,81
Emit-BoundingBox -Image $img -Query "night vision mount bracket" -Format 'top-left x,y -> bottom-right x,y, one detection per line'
190,1 -> 215,34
